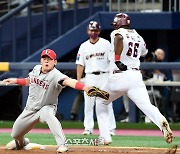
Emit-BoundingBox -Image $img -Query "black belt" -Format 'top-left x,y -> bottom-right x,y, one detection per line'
113,68 -> 139,74
113,70 -> 122,74
91,71 -> 107,75
132,68 -> 139,70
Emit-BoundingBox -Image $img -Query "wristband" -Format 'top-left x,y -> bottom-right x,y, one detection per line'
75,81 -> 85,90
115,55 -> 120,61
17,78 -> 26,86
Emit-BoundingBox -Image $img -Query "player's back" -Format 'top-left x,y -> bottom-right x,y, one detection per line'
111,28 -> 147,69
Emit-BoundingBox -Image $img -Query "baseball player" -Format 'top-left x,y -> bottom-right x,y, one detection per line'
3,49 -> 100,153
76,21 -> 116,136
95,13 -> 173,144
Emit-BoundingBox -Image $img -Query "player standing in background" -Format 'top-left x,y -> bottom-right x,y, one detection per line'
76,21 -> 116,138
95,13 -> 173,144
3,49 -> 99,153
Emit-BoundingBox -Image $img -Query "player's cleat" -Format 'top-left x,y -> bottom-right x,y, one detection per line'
161,119 -> 173,144
6,138 -> 30,150
93,137 -> 112,146
116,112 -> 129,122
56,145 -> 68,153
6,140 -> 17,150
82,130 -> 92,135
120,117 -> 129,122
70,113 -> 78,121
110,130 -> 115,136
145,116 -> 152,123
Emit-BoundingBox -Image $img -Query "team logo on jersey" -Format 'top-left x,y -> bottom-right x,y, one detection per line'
76,54 -> 80,61
30,77 -> 49,89
86,52 -> 105,60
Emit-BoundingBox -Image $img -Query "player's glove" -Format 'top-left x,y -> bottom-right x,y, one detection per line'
115,61 -> 127,71
87,86 -> 109,100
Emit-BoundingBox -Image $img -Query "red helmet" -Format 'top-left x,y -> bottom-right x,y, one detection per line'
41,49 -> 56,60
112,13 -> 130,29
87,21 -> 101,31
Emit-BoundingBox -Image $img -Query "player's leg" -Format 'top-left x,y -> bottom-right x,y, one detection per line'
121,95 -> 129,122
128,85 -> 166,128
95,82 -> 122,144
128,85 -> 173,143
39,105 -> 68,152
123,95 -> 129,113
107,102 -> 116,136
6,109 -> 38,149
96,102 -> 112,144
83,92 -> 95,134
83,74 -> 99,135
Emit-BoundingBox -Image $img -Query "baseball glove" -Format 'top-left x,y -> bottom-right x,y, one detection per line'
87,86 -> 109,100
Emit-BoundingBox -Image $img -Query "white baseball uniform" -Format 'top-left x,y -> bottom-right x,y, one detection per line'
96,28 -> 168,142
11,65 -> 68,147
76,37 -> 116,134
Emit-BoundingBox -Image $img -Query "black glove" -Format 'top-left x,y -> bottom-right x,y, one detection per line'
115,61 -> 127,71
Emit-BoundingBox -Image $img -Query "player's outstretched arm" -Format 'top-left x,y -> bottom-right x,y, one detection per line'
62,78 -> 91,93
3,78 -> 30,86
62,78 -> 109,100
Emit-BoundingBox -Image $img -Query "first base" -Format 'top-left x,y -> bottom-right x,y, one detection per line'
24,143 -> 46,150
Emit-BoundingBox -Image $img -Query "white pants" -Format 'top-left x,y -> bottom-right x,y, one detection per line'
96,70 -> 167,141
84,73 -> 116,134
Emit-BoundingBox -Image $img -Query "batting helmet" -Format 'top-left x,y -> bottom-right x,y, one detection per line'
87,21 -> 101,31
112,13 -> 130,29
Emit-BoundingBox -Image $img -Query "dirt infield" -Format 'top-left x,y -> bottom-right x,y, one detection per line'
0,145 -> 179,154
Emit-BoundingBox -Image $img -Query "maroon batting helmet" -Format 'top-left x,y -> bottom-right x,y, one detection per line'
87,21 -> 101,31
112,13 -> 130,29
